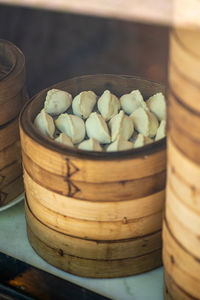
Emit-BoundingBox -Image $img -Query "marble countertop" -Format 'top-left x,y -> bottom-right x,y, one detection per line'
0,199 -> 164,300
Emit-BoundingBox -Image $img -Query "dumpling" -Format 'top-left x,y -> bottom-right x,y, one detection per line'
133,133 -> 153,148
108,110 -> 134,142
34,109 -> 55,138
106,135 -> 133,152
72,91 -> 97,119
78,138 -> 102,152
55,113 -> 85,144
44,89 -> 72,115
85,112 -> 111,144
155,120 -> 166,141
146,92 -> 166,121
130,107 -> 159,137
97,90 -> 120,121
120,90 -> 147,115
54,133 -> 74,147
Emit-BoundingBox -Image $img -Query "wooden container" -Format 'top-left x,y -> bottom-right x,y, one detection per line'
20,74 -> 166,277
164,25 -> 200,299
0,40 -> 28,207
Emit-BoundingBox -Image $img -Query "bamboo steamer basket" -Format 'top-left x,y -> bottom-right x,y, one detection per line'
0,40 -> 28,207
164,271 -> 198,300
20,74 -> 166,277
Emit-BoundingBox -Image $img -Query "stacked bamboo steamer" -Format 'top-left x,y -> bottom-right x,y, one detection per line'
163,27 -> 200,299
20,74 -> 166,278
0,39 -> 28,207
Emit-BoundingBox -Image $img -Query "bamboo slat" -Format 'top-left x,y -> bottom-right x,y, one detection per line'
25,199 -> 162,260
165,203 -> 200,260
22,150 -> 166,201
164,271 -> 199,300
168,138 -> 200,188
163,246 -> 200,299
163,219 -> 200,281
0,117 -> 19,151
24,169 -> 164,221
168,62 -> 200,113
167,164 -> 200,213
27,223 -> 162,278
26,193 -> 162,240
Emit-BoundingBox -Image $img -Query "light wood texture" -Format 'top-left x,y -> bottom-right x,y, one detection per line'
26,199 -> 162,260
163,219 -> 200,282
166,202 -> 200,260
26,192 -> 162,240
22,150 -> 166,201
170,29 -> 200,84
24,170 -> 165,222
164,271 -> 199,300
1,0 -> 200,28
169,61 -> 200,113
168,138 -> 200,188
167,164 -> 200,213
167,183 -> 200,236
163,244 -> 200,299
27,224 -> 162,278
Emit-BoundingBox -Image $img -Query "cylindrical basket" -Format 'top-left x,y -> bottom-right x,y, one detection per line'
163,27 -> 200,299
0,39 -> 28,207
20,74 -> 166,278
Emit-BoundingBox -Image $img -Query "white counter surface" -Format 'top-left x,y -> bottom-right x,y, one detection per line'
0,199 -> 164,300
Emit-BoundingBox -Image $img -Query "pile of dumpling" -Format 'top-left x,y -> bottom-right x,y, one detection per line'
34,88 -> 166,152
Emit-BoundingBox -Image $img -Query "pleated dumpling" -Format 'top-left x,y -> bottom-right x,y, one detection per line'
44,89 -> 72,115
55,113 -> 85,144
97,90 -> 120,121
72,91 -> 97,119
120,90 -> 147,115
106,135 -> 134,152
34,109 -> 55,138
54,133 -> 74,147
86,112 -> 111,144
130,107 -> 159,138
108,110 -> 134,142
146,92 -> 166,121
155,120 -> 166,141
133,133 -> 153,148
78,138 -> 103,152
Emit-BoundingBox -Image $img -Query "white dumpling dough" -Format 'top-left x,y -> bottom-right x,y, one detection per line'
34,109 -> 55,138
120,90 -> 147,115
133,133 -> 153,148
130,107 -> 159,137
155,120 -> 166,141
86,112 -> 111,144
106,135 -> 133,152
78,138 -> 102,152
44,89 -> 72,115
109,110 -> 134,142
54,133 -> 74,147
55,113 -> 85,144
146,92 -> 166,121
97,90 -> 120,121
72,91 -> 97,119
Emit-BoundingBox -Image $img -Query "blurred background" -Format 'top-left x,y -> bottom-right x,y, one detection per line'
0,4 -> 169,97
